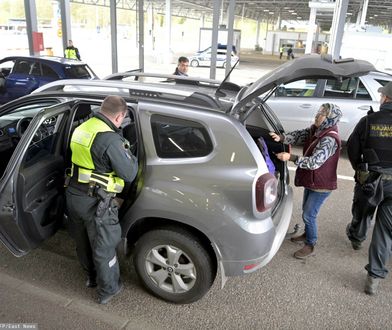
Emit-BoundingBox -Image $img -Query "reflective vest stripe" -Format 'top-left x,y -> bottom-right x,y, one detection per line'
70,117 -> 125,193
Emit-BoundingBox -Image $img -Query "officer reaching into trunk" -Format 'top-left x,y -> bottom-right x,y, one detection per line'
65,95 -> 138,304
346,81 -> 392,295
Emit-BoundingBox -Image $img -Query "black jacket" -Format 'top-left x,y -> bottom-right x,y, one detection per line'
90,113 -> 138,183
347,101 -> 392,174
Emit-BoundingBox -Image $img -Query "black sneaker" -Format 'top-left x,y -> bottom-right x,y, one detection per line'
98,281 -> 123,305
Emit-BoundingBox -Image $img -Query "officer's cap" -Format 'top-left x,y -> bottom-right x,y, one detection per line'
378,81 -> 392,99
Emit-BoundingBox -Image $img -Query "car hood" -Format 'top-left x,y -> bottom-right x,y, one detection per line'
231,54 -> 376,115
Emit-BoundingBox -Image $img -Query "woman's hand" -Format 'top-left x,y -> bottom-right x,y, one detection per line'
269,132 -> 281,142
275,152 -> 291,161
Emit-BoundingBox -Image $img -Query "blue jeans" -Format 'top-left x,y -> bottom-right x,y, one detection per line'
302,188 -> 331,246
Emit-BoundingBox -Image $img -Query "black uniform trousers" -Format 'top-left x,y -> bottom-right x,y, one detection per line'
66,186 -> 121,297
365,179 -> 392,278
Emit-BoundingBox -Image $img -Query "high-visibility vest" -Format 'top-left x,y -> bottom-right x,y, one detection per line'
70,117 -> 124,193
65,48 -> 77,59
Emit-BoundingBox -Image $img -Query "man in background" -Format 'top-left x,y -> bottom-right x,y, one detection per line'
64,40 -> 81,60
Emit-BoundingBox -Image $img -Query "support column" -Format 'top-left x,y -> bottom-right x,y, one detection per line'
305,7 -> 317,54
225,0 -> 236,77
138,0 -> 145,71
210,0 -> 221,79
24,0 -> 39,56
110,0 -> 118,73
59,0 -> 72,52
165,0 -> 172,64
255,18 -> 260,49
359,0 -> 369,27
329,0 -> 349,60
148,0 -> 155,51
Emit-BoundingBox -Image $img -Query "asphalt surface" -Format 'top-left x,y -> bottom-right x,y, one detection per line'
1,147 -> 392,329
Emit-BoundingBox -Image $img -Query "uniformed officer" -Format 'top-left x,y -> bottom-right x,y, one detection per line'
65,95 -> 138,304
64,40 -> 81,60
346,81 -> 392,295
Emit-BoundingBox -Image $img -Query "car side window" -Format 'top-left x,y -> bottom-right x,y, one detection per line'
151,115 -> 213,158
23,113 -> 63,166
13,60 -> 32,74
275,79 -> 317,97
29,62 -> 41,76
356,80 -> 372,100
0,60 -> 15,77
324,77 -> 371,100
64,65 -> 91,79
41,64 -> 59,78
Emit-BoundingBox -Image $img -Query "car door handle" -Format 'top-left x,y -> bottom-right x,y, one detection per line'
357,105 -> 371,110
299,104 -> 312,109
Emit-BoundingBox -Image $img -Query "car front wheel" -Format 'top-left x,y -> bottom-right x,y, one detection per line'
133,228 -> 215,304
190,60 -> 199,67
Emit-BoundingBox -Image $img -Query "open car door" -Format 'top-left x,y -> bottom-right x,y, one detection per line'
0,102 -> 73,256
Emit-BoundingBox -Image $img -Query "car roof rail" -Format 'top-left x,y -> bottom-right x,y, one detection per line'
104,71 -> 222,86
32,79 -> 221,109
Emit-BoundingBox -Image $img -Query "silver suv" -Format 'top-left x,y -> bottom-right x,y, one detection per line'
0,55 -> 374,303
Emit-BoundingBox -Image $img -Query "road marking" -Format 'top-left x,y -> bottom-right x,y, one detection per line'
288,166 -> 354,181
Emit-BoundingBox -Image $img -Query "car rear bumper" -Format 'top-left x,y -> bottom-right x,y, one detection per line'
219,186 -> 293,276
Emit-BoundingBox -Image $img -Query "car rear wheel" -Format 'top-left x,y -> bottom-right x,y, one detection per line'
133,227 -> 215,304
190,60 -> 199,67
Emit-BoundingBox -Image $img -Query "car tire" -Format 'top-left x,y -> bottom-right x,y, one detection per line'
133,227 -> 215,304
190,60 -> 199,67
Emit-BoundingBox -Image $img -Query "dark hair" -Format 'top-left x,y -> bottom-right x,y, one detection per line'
100,95 -> 127,116
178,56 -> 189,64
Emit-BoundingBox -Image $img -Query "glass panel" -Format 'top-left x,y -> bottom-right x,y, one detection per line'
64,65 -> 91,79
324,77 -> 357,98
275,79 -> 317,97
151,115 -> 213,158
41,64 -> 59,78
356,80 -> 372,100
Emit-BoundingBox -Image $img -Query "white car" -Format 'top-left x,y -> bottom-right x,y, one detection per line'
266,70 -> 392,141
189,49 -> 239,68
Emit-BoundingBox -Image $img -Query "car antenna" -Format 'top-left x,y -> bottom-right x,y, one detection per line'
215,59 -> 240,97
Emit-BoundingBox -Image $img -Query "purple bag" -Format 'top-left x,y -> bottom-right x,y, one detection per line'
257,137 -> 276,174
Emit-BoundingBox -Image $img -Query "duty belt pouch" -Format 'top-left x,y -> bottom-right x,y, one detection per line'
361,172 -> 384,207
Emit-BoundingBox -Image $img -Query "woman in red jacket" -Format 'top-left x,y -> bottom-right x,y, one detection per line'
270,103 -> 342,259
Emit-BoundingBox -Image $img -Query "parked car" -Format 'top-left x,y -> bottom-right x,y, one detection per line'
0,55 -> 375,303
266,70 -> 392,141
189,48 -> 239,68
0,56 -> 98,105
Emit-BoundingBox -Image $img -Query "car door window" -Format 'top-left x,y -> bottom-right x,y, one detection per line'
356,80 -> 372,100
41,64 -> 59,79
0,60 -> 15,77
13,60 -> 32,74
0,101 -> 58,178
275,79 -> 317,97
29,62 -> 42,76
151,115 -> 213,158
323,77 -> 371,100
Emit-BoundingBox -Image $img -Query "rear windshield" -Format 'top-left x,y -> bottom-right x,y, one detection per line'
64,65 -> 92,79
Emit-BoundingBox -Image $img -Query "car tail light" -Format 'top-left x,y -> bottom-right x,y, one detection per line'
255,173 -> 278,212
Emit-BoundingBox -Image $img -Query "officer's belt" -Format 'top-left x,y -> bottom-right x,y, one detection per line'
68,177 -> 94,194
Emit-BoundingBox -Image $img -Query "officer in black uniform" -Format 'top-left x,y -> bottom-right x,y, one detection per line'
66,95 -> 138,304
346,81 -> 392,295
